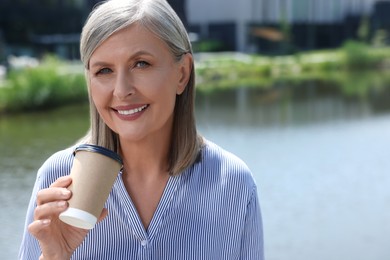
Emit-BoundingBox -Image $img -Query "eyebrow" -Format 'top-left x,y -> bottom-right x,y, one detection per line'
89,50 -> 155,69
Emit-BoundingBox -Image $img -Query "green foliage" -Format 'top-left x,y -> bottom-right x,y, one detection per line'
372,29 -> 389,47
195,45 -> 390,97
2,43 -> 390,113
340,40 -> 390,70
342,40 -> 373,69
0,56 -> 87,113
357,16 -> 370,43
193,40 -> 226,52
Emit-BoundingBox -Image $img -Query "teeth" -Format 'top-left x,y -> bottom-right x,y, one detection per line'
118,105 -> 148,115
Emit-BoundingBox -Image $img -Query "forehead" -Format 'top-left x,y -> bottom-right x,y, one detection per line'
95,24 -> 169,53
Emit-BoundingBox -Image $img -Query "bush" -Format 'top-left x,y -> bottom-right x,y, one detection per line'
0,56 -> 87,113
342,40 -> 380,69
193,40 -> 226,52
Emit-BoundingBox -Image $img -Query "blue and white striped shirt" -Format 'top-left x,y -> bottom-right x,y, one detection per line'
19,140 -> 264,259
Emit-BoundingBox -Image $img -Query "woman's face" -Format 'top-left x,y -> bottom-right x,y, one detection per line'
88,24 -> 191,143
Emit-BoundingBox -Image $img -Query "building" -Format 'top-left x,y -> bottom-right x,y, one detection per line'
1,0 -> 389,60
186,0 -> 390,53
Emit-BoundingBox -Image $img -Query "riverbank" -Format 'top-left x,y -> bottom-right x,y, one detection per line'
195,41 -> 390,92
1,41 -> 390,113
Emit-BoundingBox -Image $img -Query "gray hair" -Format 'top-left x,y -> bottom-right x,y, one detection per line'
79,0 -> 203,175
81,0 -> 192,67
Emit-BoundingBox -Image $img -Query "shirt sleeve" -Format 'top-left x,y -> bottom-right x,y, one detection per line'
18,170 -> 45,260
240,186 -> 265,260
19,148 -> 74,260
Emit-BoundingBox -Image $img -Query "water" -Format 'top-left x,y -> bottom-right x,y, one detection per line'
1,86 -> 390,260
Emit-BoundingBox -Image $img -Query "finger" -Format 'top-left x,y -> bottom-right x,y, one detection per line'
34,200 -> 68,220
28,219 -> 51,240
49,175 -> 72,188
36,188 -> 71,206
36,176 -> 72,205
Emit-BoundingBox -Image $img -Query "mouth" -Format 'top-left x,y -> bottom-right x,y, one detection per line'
115,104 -> 149,116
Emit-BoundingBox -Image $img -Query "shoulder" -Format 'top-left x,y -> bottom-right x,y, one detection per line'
200,139 -> 253,176
196,139 -> 257,193
36,146 -> 75,188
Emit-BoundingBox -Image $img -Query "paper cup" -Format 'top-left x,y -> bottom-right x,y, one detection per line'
59,144 -> 123,229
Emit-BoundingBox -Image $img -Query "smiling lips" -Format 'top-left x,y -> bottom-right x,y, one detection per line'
113,104 -> 149,120
117,104 -> 149,115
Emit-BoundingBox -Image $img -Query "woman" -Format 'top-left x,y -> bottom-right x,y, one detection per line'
19,0 -> 264,259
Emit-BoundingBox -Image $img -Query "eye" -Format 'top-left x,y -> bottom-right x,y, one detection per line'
135,61 -> 150,68
95,67 -> 112,75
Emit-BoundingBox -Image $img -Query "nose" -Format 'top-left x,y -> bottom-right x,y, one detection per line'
113,71 -> 135,100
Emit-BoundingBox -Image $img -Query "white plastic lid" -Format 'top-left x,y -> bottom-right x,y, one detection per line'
59,208 -> 97,230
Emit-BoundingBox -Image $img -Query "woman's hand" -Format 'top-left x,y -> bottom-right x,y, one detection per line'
28,176 -> 108,260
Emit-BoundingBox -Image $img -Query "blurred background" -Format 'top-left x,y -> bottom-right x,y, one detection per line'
1,0 -> 390,259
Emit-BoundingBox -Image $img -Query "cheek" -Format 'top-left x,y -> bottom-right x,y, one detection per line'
89,83 -> 112,115
150,80 -> 178,109
90,87 -> 102,108
90,79 -> 110,100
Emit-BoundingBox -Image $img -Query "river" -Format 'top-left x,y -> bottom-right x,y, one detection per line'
1,85 -> 390,260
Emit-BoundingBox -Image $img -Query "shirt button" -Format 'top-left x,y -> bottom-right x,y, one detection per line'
141,240 -> 148,247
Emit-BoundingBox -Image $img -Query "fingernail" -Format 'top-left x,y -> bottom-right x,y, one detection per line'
57,201 -> 66,207
62,190 -> 71,197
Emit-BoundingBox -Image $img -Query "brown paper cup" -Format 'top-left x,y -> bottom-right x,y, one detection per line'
59,144 -> 123,229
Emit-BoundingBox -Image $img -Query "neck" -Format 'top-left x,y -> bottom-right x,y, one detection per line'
119,137 -> 170,181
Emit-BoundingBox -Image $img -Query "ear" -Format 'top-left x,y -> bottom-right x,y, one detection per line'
176,53 -> 193,95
